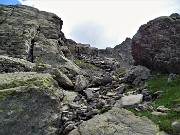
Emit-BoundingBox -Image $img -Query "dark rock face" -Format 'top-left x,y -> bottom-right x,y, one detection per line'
99,38 -> 134,65
114,38 -> 134,64
132,13 -> 180,74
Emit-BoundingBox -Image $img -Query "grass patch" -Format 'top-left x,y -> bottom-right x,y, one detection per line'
114,68 -> 126,78
75,59 -> 96,69
129,73 -> 180,134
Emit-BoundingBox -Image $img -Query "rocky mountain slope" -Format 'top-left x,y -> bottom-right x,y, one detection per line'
0,4 -> 179,135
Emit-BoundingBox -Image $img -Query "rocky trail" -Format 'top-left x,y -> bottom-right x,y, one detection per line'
0,5 -> 179,135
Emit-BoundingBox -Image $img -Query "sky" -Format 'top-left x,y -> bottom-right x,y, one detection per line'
0,0 -> 180,49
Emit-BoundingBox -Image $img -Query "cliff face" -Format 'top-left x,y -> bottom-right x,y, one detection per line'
132,13 -> 180,74
0,5 -> 64,63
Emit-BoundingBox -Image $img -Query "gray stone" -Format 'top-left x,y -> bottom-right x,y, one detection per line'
157,106 -> 170,113
69,107 -> 160,135
84,88 -> 93,99
151,111 -> 167,116
63,91 -> 78,103
75,75 -> 89,91
116,94 -> 143,107
125,65 -> 150,85
50,68 -> 74,89
0,72 -> 63,135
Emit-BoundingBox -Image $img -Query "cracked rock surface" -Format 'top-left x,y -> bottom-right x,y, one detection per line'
69,107 -> 159,135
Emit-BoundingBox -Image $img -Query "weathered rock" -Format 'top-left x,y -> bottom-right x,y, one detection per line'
114,38 -> 134,64
132,13 -> 180,74
157,106 -> 170,113
50,68 -> 74,89
63,91 -> 78,103
0,72 -> 63,135
69,107 -> 160,135
84,88 -> 93,100
0,55 -> 35,73
75,75 -> 89,91
172,121 -> 180,134
116,94 -> 143,107
151,111 -> 167,116
125,65 -> 150,85
0,5 -> 86,76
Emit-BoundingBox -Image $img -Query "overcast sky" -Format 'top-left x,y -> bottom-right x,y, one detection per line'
1,0 -> 180,48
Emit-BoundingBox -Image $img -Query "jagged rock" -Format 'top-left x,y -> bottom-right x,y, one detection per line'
0,5 -> 86,76
75,75 -> 89,91
132,13 -> 180,74
99,38 -> 134,66
114,38 -> 134,64
69,107 -> 160,135
84,88 -> 93,100
0,55 -> 35,73
0,72 -> 63,135
50,68 -> 74,89
115,94 -> 143,107
125,65 -> 150,85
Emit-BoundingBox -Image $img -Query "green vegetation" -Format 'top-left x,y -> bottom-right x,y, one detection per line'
114,68 -> 126,78
129,73 -> 180,134
75,59 -> 96,69
0,77 -> 53,91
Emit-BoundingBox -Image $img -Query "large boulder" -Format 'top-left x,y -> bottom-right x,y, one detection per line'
124,65 -> 150,85
0,72 -> 63,135
69,107 -> 160,135
132,13 -> 180,74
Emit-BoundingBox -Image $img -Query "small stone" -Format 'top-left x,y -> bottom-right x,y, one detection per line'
93,92 -> 99,98
69,103 -> 81,109
120,94 -> 143,106
75,75 -> 89,91
62,105 -> 69,111
84,89 -> 93,99
153,91 -> 163,99
87,88 -> 100,91
157,106 -> 170,113
137,104 -> 146,111
115,84 -> 125,94
106,92 -> 116,96
143,95 -> 152,102
151,111 -> 167,116
92,109 -> 99,114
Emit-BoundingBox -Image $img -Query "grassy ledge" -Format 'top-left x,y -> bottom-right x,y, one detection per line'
129,73 -> 180,134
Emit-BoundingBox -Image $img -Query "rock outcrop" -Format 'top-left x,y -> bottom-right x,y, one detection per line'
0,72 -> 63,135
0,4 -> 83,75
69,107 -> 159,135
99,38 -> 134,66
132,13 -> 180,74
114,38 -> 134,64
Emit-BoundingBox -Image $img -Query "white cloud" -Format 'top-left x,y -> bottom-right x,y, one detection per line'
18,0 -> 180,49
